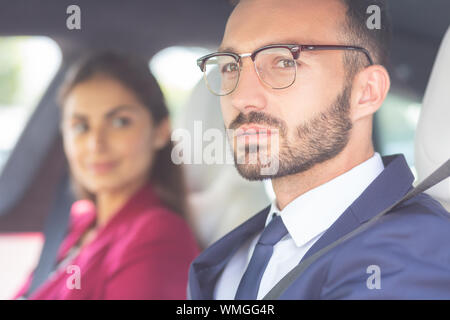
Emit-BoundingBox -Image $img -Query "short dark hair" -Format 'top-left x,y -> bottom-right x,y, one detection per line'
229,0 -> 392,79
340,0 -> 392,78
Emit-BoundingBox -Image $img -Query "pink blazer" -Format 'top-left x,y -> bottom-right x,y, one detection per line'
14,183 -> 200,300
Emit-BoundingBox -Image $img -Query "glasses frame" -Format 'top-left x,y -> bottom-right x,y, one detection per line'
197,44 -> 374,96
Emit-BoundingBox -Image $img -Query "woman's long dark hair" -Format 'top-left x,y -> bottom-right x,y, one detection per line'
58,51 -> 188,218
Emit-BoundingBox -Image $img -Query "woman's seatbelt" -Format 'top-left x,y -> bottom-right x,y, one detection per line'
24,174 -> 72,298
263,158 -> 450,300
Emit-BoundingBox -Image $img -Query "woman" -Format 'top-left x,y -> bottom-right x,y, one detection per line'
14,52 -> 200,299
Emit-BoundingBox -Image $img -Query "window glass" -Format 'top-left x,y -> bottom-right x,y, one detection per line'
149,46 -> 210,119
0,234 -> 43,299
376,92 -> 421,176
0,36 -> 61,173
0,36 -> 61,299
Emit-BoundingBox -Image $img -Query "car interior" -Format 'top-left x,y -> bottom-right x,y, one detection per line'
0,0 -> 449,299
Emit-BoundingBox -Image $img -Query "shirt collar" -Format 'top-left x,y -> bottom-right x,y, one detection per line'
265,152 -> 385,247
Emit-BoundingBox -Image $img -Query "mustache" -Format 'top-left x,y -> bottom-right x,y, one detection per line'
228,111 -> 287,136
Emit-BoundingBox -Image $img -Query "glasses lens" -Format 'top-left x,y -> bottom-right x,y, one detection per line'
203,55 -> 239,96
254,47 -> 297,89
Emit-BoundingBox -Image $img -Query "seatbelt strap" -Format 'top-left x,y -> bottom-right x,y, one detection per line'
263,158 -> 450,300
25,173 -> 72,298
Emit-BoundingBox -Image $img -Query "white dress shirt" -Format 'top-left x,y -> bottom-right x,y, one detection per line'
214,152 -> 385,299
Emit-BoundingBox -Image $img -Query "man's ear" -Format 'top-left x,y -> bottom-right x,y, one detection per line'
350,65 -> 390,122
153,116 -> 171,150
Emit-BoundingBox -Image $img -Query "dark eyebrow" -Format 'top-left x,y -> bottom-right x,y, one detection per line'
71,105 -> 138,121
218,40 -> 319,54
217,46 -> 236,53
71,114 -> 87,121
104,105 -> 138,118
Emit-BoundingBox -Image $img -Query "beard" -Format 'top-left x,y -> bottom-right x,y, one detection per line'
228,84 -> 353,181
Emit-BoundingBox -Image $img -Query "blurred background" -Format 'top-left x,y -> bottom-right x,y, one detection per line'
0,0 -> 448,299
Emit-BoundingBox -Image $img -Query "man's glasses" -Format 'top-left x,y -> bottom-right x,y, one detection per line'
197,44 -> 374,96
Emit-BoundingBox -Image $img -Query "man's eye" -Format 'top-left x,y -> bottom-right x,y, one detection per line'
221,63 -> 239,74
73,122 -> 88,135
275,59 -> 296,69
112,117 -> 131,128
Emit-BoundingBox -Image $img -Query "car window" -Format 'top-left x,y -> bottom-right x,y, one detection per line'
149,46 -> 210,121
375,91 -> 421,177
0,233 -> 43,299
0,36 -> 61,299
0,36 -> 61,174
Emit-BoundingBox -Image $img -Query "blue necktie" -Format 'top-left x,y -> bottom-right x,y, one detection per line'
235,214 -> 288,300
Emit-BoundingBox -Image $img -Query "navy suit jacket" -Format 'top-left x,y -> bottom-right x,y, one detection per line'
188,154 -> 450,299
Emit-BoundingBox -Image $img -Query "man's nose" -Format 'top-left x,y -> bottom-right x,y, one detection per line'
229,58 -> 267,113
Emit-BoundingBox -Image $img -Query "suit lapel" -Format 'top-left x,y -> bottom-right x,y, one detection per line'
300,154 -> 415,263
